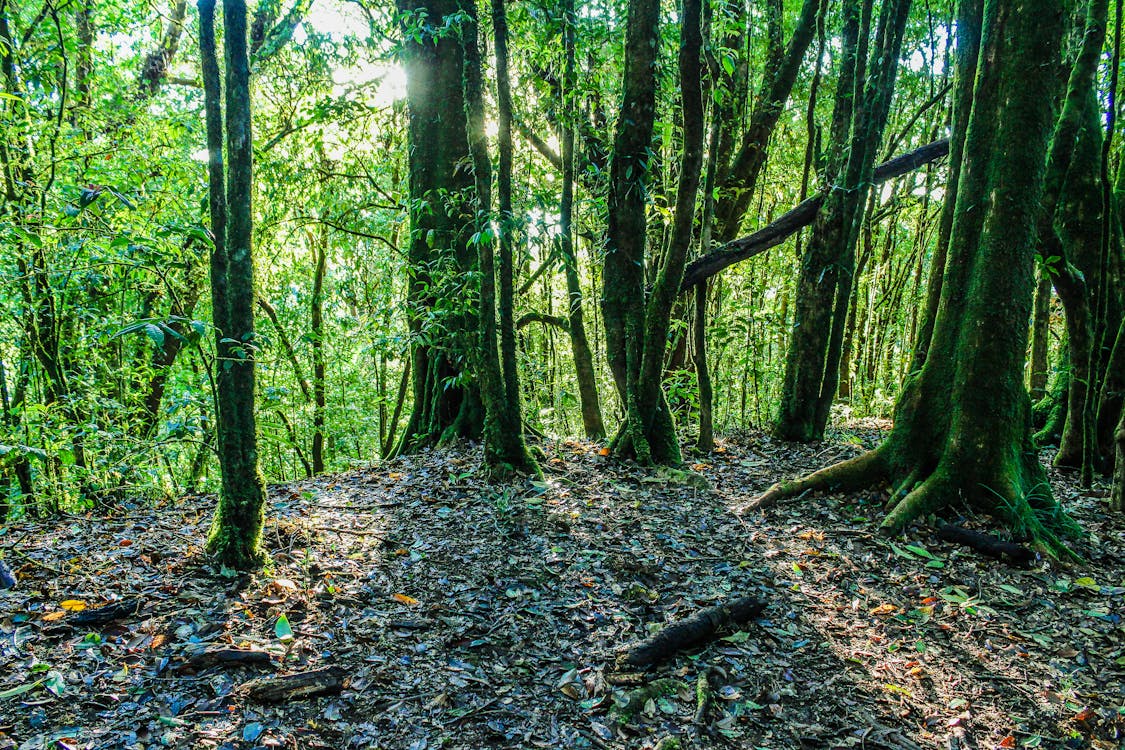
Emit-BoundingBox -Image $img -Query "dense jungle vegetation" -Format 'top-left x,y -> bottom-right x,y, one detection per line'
1,1 -> 1125,747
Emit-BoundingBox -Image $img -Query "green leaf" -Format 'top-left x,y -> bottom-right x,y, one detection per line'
144,324 -> 165,348
43,671 -> 66,696
905,544 -> 936,560
275,613 -> 294,643
0,679 -> 43,699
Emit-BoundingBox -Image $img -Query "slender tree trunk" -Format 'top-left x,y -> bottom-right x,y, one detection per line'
311,229 -> 326,474
694,282 -> 713,451
603,0 -> 663,460
560,0 -> 605,440
464,0 -> 536,474
201,0 -> 268,571
1113,394 -> 1125,511
1029,273 -> 1052,400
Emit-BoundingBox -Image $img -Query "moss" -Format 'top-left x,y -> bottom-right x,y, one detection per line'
747,0 -> 1080,557
612,678 -> 687,723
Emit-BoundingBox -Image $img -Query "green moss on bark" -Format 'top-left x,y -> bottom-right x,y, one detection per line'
751,0 -> 1080,558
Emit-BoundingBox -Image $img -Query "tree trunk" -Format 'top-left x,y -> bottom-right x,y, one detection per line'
751,0 -> 1079,558
776,0 -> 912,442
603,0 -> 664,461
394,0 -> 482,452
201,0 -> 268,571
1033,0 -> 1109,475
560,0 -> 605,440
463,0 -> 536,474
604,0 -> 704,464
311,228 -> 326,475
1029,272 -> 1052,401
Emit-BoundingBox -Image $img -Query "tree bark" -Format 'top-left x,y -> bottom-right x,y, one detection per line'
1029,273 -> 1052,401
559,0 -> 605,440
749,0 -> 1079,558
394,0 -> 483,452
679,138 -> 949,291
201,0 -> 268,571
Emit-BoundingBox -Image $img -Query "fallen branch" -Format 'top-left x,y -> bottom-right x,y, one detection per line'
935,524 -> 1035,567
620,596 -> 766,668
242,666 -> 346,703
177,648 -> 273,673
680,138 -> 950,290
67,598 -> 145,627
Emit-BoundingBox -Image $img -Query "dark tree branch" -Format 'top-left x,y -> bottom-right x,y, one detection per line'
516,312 -> 570,332
680,138 -> 949,290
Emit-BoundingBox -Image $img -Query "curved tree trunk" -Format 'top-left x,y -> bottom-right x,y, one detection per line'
751,0 -> 1079,558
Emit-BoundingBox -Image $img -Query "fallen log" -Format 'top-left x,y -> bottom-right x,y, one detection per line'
177,648 -> 273,673
935,524 -> 1035,567
680,138 -> 950,290
620,596 -> 766,669
242,666 -> 346,703
68,597 -> 144,627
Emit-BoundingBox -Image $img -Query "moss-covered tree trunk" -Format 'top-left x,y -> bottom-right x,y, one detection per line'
752,0 -> 1079,557
560,0 -> 605,441
1035,0 -> 1109,474
776,0 -> 912,442
461,0 -> 536,474
394,0 -> 482,452
1029,273 -> 1052,401
603,0 -> 704,464
201,0 -> 268,570
603,0 -> 663,461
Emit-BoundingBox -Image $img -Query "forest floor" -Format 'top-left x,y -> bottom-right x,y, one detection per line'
0,426 -> 1123,750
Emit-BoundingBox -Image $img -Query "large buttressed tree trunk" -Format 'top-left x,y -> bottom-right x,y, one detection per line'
201,0 -> 269,570
395,0 -> 482,452
751,0 -> 1080,557
603,0 -> 704,464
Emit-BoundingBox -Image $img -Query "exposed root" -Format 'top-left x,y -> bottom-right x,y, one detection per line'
882,470 -> 956,532
740,447 -> 887,513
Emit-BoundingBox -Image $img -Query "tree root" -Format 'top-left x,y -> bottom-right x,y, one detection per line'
741,447 -> 886,512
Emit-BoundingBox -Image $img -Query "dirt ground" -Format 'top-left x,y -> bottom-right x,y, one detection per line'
1,428 -> 1122,750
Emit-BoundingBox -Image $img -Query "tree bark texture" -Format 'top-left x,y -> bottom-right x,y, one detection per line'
750,0 -> 1079,557
201,0 -> 269,571
394,0 -> 483,452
